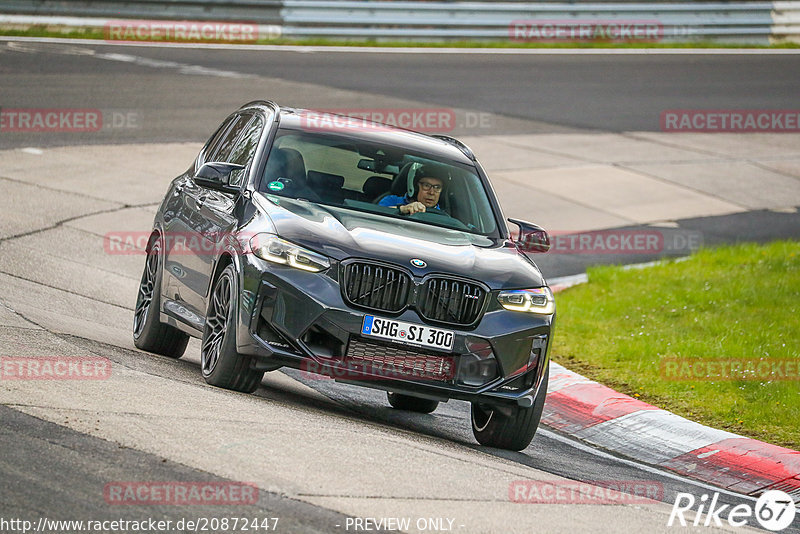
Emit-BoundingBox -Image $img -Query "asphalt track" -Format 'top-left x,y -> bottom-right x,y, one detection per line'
1,39 -> 799,534
2,39 -> 800,146
2,39 -> 800,274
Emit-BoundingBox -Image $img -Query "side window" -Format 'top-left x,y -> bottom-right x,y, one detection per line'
227,115 -> 265,187
201,115 -> 238,166
209,113 -> 250,163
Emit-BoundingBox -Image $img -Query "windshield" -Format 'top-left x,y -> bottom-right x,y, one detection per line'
259,129 -> 500,236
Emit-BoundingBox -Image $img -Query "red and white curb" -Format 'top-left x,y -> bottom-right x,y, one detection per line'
546,279 -> 800,499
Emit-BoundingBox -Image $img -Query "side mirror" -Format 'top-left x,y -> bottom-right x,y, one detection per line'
508,218 -> 550,253
194,162 -> 245,193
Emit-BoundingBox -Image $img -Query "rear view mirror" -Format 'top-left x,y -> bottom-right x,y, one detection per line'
508,218 -> 550,253
357,158 -> 376,172
194,162 -> 244,193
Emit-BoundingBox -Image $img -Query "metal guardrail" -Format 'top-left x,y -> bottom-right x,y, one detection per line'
773,0 -> 800,39
0,0 -> 282,24
280,1 -> 778,41
1,0 -> 798,43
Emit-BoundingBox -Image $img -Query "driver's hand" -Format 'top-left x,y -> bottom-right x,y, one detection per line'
400,202 -> 426,215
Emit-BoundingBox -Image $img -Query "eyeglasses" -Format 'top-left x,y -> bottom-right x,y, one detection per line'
418,181 -> 443,192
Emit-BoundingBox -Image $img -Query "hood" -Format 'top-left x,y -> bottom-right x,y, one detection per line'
252,193 -> 545,290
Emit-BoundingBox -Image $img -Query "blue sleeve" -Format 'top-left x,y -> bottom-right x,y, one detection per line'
378,195 -> 406,207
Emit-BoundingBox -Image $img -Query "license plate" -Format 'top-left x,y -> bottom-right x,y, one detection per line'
361,315 -> 454,351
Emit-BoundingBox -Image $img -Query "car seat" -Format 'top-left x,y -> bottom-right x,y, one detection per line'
263,147 -> 320,201
362,176 -> 392,202
373,162 -> 420,204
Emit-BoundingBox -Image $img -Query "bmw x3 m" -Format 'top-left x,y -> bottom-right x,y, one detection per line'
134,101 -> 555,451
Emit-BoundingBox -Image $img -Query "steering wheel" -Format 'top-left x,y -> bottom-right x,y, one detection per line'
419,206 -> 449,217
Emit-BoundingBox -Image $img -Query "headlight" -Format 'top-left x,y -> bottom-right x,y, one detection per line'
497,287 -> 555,315
250,234 -> 330,273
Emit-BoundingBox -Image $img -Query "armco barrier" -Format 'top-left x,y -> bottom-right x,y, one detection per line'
773,1 -> 800,40
0,0 -> 282,24
280,1 -> 776,42
0,0 -> 799,44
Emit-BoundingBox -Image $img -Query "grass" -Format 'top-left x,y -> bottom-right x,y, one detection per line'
551,240 -> 800,450
1,26 -> 799,49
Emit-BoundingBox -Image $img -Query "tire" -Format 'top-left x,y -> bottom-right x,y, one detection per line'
201,263 -> 264,393
133,237 -> 189,358
387,392 -> 439,414
471,365 -> 549,451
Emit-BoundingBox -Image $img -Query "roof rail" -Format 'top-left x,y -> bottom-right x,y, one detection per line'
239,100 -> 280,114
430,134 -> 475,161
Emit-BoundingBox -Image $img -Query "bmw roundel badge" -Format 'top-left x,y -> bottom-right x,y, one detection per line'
410,258 -> 427,268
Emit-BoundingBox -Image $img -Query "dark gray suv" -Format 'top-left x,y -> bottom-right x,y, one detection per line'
133,101 -> 554,451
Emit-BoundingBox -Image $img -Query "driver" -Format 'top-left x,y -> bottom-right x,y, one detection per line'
379,164 -> 446,215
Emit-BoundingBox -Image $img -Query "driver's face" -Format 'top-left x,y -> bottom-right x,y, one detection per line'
416,177 -> 443,208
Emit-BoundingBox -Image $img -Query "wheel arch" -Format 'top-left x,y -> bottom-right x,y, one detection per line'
209,250 -> 238,296
207,249 -> 248,347
145,228 -> 164,313
145,228 -> 161,253
205,248 -> 259,367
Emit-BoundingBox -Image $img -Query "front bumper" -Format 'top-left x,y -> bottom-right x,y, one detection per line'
235,256 -> 553,408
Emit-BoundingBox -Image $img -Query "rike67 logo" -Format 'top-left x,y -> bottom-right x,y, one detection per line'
669,490 -> 797,531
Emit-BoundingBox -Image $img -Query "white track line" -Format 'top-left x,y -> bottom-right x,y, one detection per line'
539,428 -> 758,502
2,35 -> 800,54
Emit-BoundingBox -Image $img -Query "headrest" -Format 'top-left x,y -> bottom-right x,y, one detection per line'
307,170 -> 345,190
264,147 -> 307,185
362,176 -> 392,199
390,162 -> 419,197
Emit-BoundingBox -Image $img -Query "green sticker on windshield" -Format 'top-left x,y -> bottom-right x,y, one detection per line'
267,181 -> 284,192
